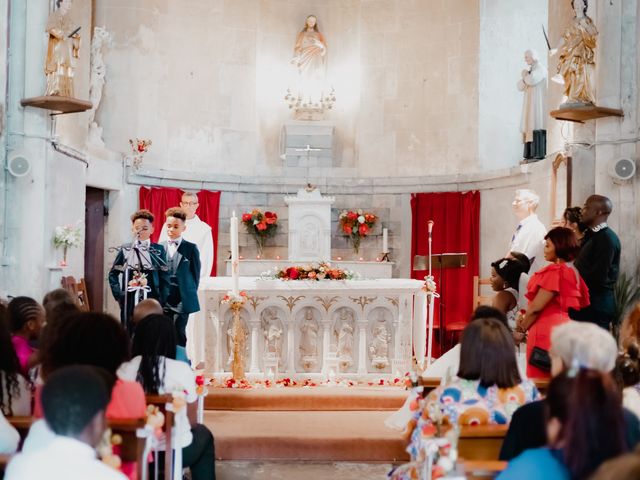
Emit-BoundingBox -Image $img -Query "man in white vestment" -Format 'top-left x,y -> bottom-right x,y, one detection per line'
509,189 -> 547,274
160,191 -> 214,363
517,49 -> 547,160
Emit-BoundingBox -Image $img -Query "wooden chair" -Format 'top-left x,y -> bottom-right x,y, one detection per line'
458,425 -> 508,461
461,460 -> 507,479
145,394 -> 177,480
107,417 -> 147,480
0,454 -> 12,473
473,276 -> 494,309
60,276 -> 90,311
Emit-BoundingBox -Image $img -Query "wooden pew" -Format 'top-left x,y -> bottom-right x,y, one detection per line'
458,425 -> 508,461
462,460 -> 507,479
420,377 -> 550,396
145,394 -> 175,480
7,416 -> 33,440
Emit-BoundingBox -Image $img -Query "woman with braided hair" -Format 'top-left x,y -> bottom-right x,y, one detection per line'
7,296 -> 45,376
0,301 -> 31,416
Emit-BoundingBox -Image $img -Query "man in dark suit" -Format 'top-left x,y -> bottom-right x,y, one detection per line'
569,195 -> 621,330
108,209 -> 170,335
162,207 -> 201,347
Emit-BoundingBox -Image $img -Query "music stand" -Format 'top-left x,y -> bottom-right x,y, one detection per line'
414,253 -> 468,353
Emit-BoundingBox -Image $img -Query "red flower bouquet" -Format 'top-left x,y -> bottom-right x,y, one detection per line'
241,209 -> 278,255
339,210 -> 377,254
274,262 -> 354,281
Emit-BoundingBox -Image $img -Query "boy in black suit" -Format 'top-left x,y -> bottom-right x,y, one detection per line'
162,207 -> 201,347
108,209 -> 170,335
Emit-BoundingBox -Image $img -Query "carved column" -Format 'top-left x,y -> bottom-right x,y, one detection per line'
286,318 -> 296,375
249,319 -> 260,374
321,319 -> 332,374
357,319 -> 368,375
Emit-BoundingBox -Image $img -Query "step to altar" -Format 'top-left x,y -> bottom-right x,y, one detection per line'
204,386 -> 408,411
216,461 -> 393,480
204,410 -> 408,462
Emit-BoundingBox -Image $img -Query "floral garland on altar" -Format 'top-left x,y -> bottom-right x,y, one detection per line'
339,210 -> 377,254
215,375 -> 408,389
269,261 -> 356,281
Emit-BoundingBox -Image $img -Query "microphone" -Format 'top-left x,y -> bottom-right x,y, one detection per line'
427,220 -> 434,236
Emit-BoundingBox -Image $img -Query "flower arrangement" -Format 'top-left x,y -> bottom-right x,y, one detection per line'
211,376 -> 407,389
128,138 -> 152,169
422,275 -> 439,296
53,223 -> 82,266
222,290 -> 248,305
272,262 -> 355,281
127,271 -> 148,289
241,209 -> 278,255
339,209 -> 377,254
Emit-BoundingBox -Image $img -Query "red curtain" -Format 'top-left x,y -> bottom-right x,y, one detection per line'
138,187 -> 221,276
410,191 -> 480,356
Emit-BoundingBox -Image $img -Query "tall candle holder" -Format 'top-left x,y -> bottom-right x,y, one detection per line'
222,291 -> 248,380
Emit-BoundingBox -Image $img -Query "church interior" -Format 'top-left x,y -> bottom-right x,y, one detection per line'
1,0 -> 640,479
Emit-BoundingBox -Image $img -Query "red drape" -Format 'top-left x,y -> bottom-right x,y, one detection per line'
138,187 -> 221,276
410,191 -> 480,356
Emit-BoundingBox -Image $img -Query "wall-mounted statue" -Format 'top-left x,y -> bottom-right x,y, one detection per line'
550,0 -> 598,105
517,50 -> 547,161
299,308 -> 319,371
87,26 -> 111,147
45,0 -> 81,97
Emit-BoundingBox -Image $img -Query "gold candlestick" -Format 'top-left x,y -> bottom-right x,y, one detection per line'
230,301 -> 246,380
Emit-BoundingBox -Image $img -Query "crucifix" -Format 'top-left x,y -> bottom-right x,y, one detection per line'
294,144 -> 322,185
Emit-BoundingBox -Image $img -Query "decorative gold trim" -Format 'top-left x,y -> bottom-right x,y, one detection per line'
247,295 -> 268,311
314,295 -> 340,312
349,296 -> 376,311
385,296 -> 399,308
277,295 -> 306,312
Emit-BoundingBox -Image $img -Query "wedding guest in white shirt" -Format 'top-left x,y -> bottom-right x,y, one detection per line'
509,189 -> 548,273
5,365 -> 126,480
0,409 -> 20,454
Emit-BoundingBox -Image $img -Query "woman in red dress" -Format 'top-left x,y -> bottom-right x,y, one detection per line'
515,227 -> 590,378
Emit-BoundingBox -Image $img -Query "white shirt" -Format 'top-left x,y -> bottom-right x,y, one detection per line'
160,214 -> 213,280
5,435 -> 126,480
167,237 -> 183,259
0,410 -> 19,454
1,372 -> 32,416
509,214 -> 547,274
117,355 -> 197,448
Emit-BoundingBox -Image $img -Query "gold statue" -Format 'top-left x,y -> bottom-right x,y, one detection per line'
550,0 -> 598,105
44,0 -> 81,97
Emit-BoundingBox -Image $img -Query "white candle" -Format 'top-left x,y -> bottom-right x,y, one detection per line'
230,211 -> 240,295
382,228 -> 389,253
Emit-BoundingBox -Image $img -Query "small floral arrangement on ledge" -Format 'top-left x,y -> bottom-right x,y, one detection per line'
242,209 -> 278,255
222,290 -> 248,305
271,262 -> 355,281
214,375 -> 408,389
422,275 -> 439,296
127,271 -> 148,289
339,209 -> 377,254
53,223 -> 82,266
128,138 -> 152,169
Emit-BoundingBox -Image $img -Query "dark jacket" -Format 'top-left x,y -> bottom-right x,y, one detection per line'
108,242 -> 170,305
162,239 -> 201,315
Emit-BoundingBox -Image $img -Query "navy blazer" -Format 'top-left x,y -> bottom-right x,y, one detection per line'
162,239 -> 201,314
108,242 -> 170,305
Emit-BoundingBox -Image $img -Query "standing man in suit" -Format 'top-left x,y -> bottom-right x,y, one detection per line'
162,207 -> 201,346
570,195 -> 621,330
108,209 -> 169,335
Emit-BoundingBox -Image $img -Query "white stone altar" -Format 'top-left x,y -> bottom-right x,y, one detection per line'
285,188 -> 334,261
193,277 -> 426,380
225,259 -> 394,279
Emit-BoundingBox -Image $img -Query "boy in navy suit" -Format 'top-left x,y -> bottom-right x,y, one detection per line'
162,207 -> 201,347
108,209 -> 170,335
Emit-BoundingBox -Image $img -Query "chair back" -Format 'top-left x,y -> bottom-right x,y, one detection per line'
145,394 -> 176,480
473,276 -> 493,308
60,276 -> 91,311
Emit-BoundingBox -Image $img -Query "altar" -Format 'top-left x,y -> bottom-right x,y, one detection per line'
192,277 -> 426,380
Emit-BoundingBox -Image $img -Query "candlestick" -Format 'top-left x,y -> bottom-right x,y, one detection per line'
230,211 -> 240,295
382,228 -> 389,253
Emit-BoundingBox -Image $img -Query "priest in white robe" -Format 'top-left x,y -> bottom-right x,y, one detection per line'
159,191 -> 214,364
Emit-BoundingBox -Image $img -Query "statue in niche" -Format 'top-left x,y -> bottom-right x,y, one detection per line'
261,307 -> 284,360
550,0 -> 598,106
87,26 -> 111,147
517,50 -> 547,161
369,311 -> 391,370
299,308 -> 319,371
334,309 -> 354,370
44,0 -> 81,97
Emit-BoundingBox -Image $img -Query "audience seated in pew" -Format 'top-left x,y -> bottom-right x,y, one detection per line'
0,301 -> 32,417
497,369 -> 626,480
614,343 -> 640,421
6,297 -> 45,376
5,365 -> 126,480
500,321 -> 640,461
0,409 -> 19,455
117,314 -> 215,480
132,299 -> 190,364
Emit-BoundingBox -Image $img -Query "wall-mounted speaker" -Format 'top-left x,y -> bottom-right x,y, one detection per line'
609,157 -> 636,182
7,151 -> 31,177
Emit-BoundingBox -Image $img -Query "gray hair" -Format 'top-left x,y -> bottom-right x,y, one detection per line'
515,189 -> 540,209
550,321 -> 617,373
181,191 -> 198,201
525,49 -> 540,63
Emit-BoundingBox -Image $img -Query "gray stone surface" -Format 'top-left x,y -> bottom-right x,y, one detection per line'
216,461 -> 394,480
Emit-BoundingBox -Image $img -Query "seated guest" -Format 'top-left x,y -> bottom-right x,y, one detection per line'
0,300 -> 31,416
515,227 -> 589,378
620,302 -> 640,350
500,321 -> 640,460
7,296 -> 45,375
497,369 -> 626,480
421,306 -> 508,378
132,299 -> 189,364
614,344 -> 640,420
506,251 -> 532,311
406,318 -> 538,459
0,408 -> 20,454
39,289 -> 81,359
490,257 -> 529,329
590,448 -> 640,480
5,365 -> 126,480
117,314 -> 215,480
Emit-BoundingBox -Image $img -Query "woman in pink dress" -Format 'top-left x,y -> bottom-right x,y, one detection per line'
515,227 -> 590,378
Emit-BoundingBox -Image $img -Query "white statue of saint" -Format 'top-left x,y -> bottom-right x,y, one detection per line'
369,314 -> 391,369
335,309 -> 354,369
299,308 -> 319,370
517,49 -> 547,160
261,308 -> 283,360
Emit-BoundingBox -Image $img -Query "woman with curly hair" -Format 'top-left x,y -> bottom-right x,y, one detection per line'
0,301 -> 31,416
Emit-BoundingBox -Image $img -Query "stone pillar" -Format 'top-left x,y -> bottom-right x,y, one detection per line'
357,319 -> 368,375
321,319 -> 332,375
286,318 -> 296,375
249,319 -> 260,374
